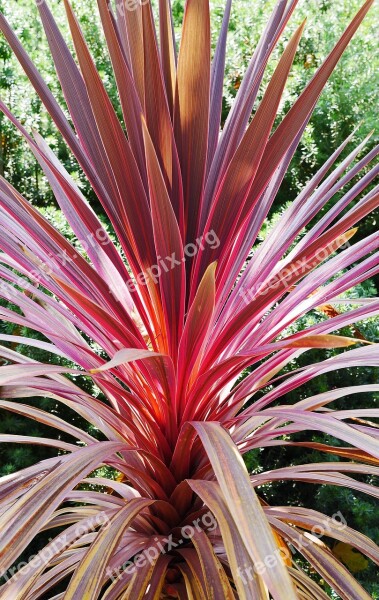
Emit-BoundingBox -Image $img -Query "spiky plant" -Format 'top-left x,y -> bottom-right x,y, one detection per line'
0,0 -> 378,598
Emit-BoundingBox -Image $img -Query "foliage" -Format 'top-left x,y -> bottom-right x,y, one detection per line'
0,0 -> 378,598
1,0 -> 378,210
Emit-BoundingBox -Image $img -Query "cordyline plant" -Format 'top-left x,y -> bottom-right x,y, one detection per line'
0,0 -> 378,598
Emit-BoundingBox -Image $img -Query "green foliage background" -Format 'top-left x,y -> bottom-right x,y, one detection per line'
0,0 -> 378,596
